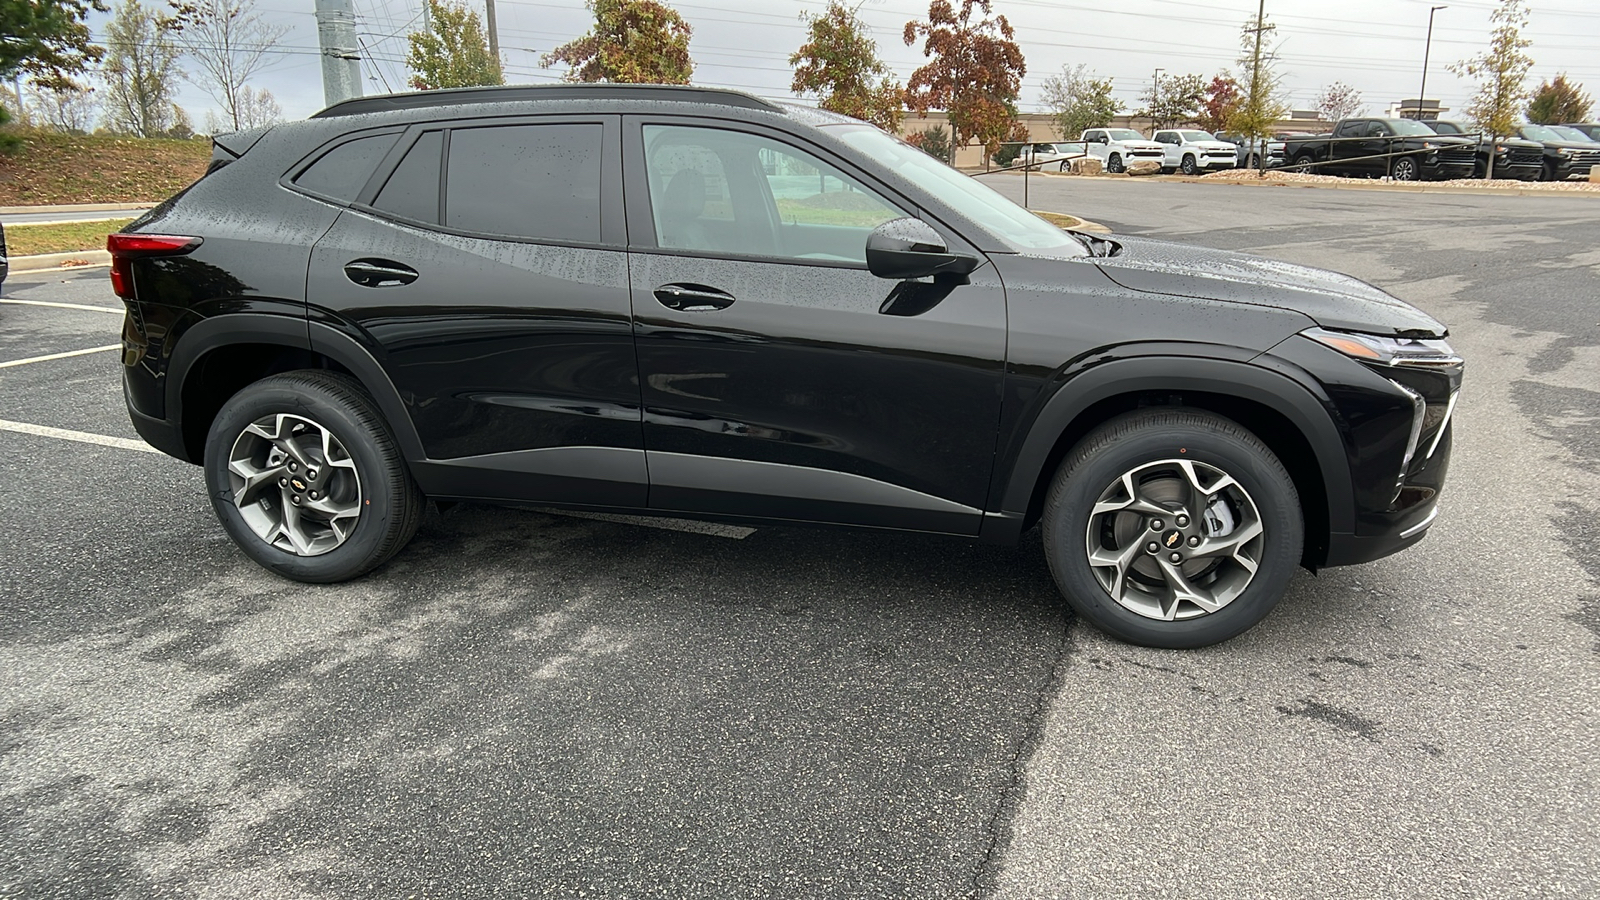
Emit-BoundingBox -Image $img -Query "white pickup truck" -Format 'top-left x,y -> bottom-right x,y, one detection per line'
1151,129 -> 1239,174
1080,128 -> 1167,173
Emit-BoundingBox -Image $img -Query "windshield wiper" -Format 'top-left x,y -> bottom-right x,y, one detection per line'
1068,231 -> 1120,258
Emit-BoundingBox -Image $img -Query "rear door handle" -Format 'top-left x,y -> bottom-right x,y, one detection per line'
653,283 -> 735,312
344,259 -> 418,287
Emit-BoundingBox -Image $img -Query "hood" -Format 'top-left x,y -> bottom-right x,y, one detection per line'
1119,140 -> 1164,150
1089,235 -> 1446,337
1535,139 -> 1600,150
1195,141 -> 1236,152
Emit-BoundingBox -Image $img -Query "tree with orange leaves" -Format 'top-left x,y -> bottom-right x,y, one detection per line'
902,0 -> 1026,160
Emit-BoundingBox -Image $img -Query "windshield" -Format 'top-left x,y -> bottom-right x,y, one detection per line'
1180,131 -> 1217,142
1428,121 -> 1463,135
1551,125 -> 1593,142
1389,119 -> 1439,136
1520,125 -> 1561,141
1105,129 -> 1145,141
835,127 -> 1083,254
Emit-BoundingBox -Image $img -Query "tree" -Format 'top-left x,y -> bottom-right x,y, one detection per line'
407,0 -> 502,90
902,0 -> 1027,160
1138,72 -> 1205,130
1526,74 -> 1591,125
1041,64 -> 1121,141
789,1 -> 903,132
905,123 -> 950,162
233,84 -> 281,129
1197,73 -> 1241,133
166,0 -> 289,131
542,0 -> 692,85
1314,81 -> 1364,123
1226,8 -> 1290,157
1451,0 -> 1533,177
0,0 -> 105,92
28,82 -> 99,133
101,0 -> 181,137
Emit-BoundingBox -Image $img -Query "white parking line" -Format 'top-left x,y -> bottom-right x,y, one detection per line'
0,344 -> 121,369
0,298 -> 124,315
0,419 -> 161,454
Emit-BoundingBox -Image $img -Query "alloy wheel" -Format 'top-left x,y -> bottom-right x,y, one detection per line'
1392,157 -> 1419,181
1083,458 -> 1264,621
227,412 -> 362,556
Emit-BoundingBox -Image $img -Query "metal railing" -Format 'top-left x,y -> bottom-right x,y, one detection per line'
971,140 -> 1093,207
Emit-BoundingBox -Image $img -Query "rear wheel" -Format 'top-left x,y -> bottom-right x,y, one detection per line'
204,370 -> 423,583
1040,409 -> 1303,649
1292,153 -> 1317,172
1106,153 -> 1125,173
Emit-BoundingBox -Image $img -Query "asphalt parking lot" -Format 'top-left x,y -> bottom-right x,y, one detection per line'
3,182 -> 1597,899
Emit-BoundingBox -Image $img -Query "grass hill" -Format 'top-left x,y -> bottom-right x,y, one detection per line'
0,130 -> 210,206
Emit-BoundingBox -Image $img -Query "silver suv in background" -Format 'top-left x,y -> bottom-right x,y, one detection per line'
1216,132 -> 1286,169
1151,129 -> 1238,174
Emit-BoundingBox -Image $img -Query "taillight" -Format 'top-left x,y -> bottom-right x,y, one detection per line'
107,233 -> 203,300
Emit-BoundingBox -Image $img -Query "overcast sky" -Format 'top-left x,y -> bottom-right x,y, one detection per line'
78,0 -> 1600,128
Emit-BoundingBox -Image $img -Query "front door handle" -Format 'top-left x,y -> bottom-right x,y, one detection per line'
654,283 -> 735,312
344,259 -> 418,288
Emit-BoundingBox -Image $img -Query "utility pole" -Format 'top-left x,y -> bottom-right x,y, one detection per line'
1246,0 -> 1270,174
485,0 -> 501,75
1152,68 -> 1163,131
1415,5 -> 1447,121
315,0 -> 364,106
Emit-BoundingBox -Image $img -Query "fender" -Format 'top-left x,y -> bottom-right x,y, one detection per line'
987,354 -> 1355,540
166,312 -> 427,463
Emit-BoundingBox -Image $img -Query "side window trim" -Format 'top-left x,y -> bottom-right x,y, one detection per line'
346,113 -> 625,249
621,115 -> 931,269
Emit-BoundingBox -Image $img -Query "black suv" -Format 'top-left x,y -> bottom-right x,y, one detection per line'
116,85 -> 1462,648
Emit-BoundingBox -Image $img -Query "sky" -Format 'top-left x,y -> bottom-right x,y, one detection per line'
72,0 -> 1600,128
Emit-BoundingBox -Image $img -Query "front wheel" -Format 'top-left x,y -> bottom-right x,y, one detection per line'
1106,153 -> 1125,173
1040,409 -> 1303,649
1180,155 -> 1200,175
1390,156 -> 1420,181
204,370 -> 423,583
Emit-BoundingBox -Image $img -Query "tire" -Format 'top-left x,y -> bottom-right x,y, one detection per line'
204,370 -> 423,583
1180,155 -> 1200,175
1292,153 -> 1317,172
1246,153 -> 1260,170
1040,409 -> 1303,649
1106,153 -> 1124,174
1541,160 -> 1558,182
1473,158 -> 1487,179
1390,156 -> 1419,181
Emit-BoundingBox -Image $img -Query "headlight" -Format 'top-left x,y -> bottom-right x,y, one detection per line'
1495,145 -> 1508,153
1302,327 -> 1462,367
1422,141 -> 1438,150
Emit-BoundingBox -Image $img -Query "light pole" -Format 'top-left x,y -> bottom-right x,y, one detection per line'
1415,5 -> 1447,120
1152,68 -> 1164,130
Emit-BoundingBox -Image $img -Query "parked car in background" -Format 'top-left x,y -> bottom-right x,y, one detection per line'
1216,132 -> 1286,169
1151,129 -> 1238,174
112,83 -> 1462,648
1424,120 -> 1543,180
1012,142 -> 1086,171
1514,124 -> 1600,181
1559,122 -> 1600,142
1285,118 -> 1476,181
1081,128 -> 1166,174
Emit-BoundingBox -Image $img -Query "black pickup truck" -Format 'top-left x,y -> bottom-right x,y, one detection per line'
1285,117 -> 1477,181
1425,120 -> 1543,180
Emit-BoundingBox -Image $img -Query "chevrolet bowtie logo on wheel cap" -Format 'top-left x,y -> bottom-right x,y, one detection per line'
1164,530 -> 1183,548
292,479 -> 306,491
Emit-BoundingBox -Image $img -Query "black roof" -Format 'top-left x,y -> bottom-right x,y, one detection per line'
312,83 -> 780,119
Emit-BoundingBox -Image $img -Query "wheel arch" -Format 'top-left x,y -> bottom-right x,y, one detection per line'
991,357 -> 1353,567
168,314 -> 425,464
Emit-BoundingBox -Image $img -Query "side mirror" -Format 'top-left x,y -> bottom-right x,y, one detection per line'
865,218 -> 979,281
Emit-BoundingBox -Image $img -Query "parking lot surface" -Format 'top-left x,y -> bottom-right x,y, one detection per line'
3,182 -> 1597,898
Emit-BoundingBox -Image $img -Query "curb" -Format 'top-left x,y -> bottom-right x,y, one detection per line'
1137,174 -> 1600,197
9,250 -> 112,272
0,203 -> 153,216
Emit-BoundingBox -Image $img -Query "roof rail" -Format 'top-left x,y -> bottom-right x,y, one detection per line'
312,84 -> 780,119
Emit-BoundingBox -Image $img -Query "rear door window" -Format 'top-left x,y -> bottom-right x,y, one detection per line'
444,123 -> 602,243
373,131 -> 443,223
293,133 -> 398,202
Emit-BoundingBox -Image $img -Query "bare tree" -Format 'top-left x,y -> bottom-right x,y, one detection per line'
102,0 -> 182,137
234,84 -> 281,129
166,0 -> 288,131
28,81 -> 100,133
1314,81 -> 1364,123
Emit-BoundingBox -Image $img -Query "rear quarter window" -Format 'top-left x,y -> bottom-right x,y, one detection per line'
292,133 -> 399,202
